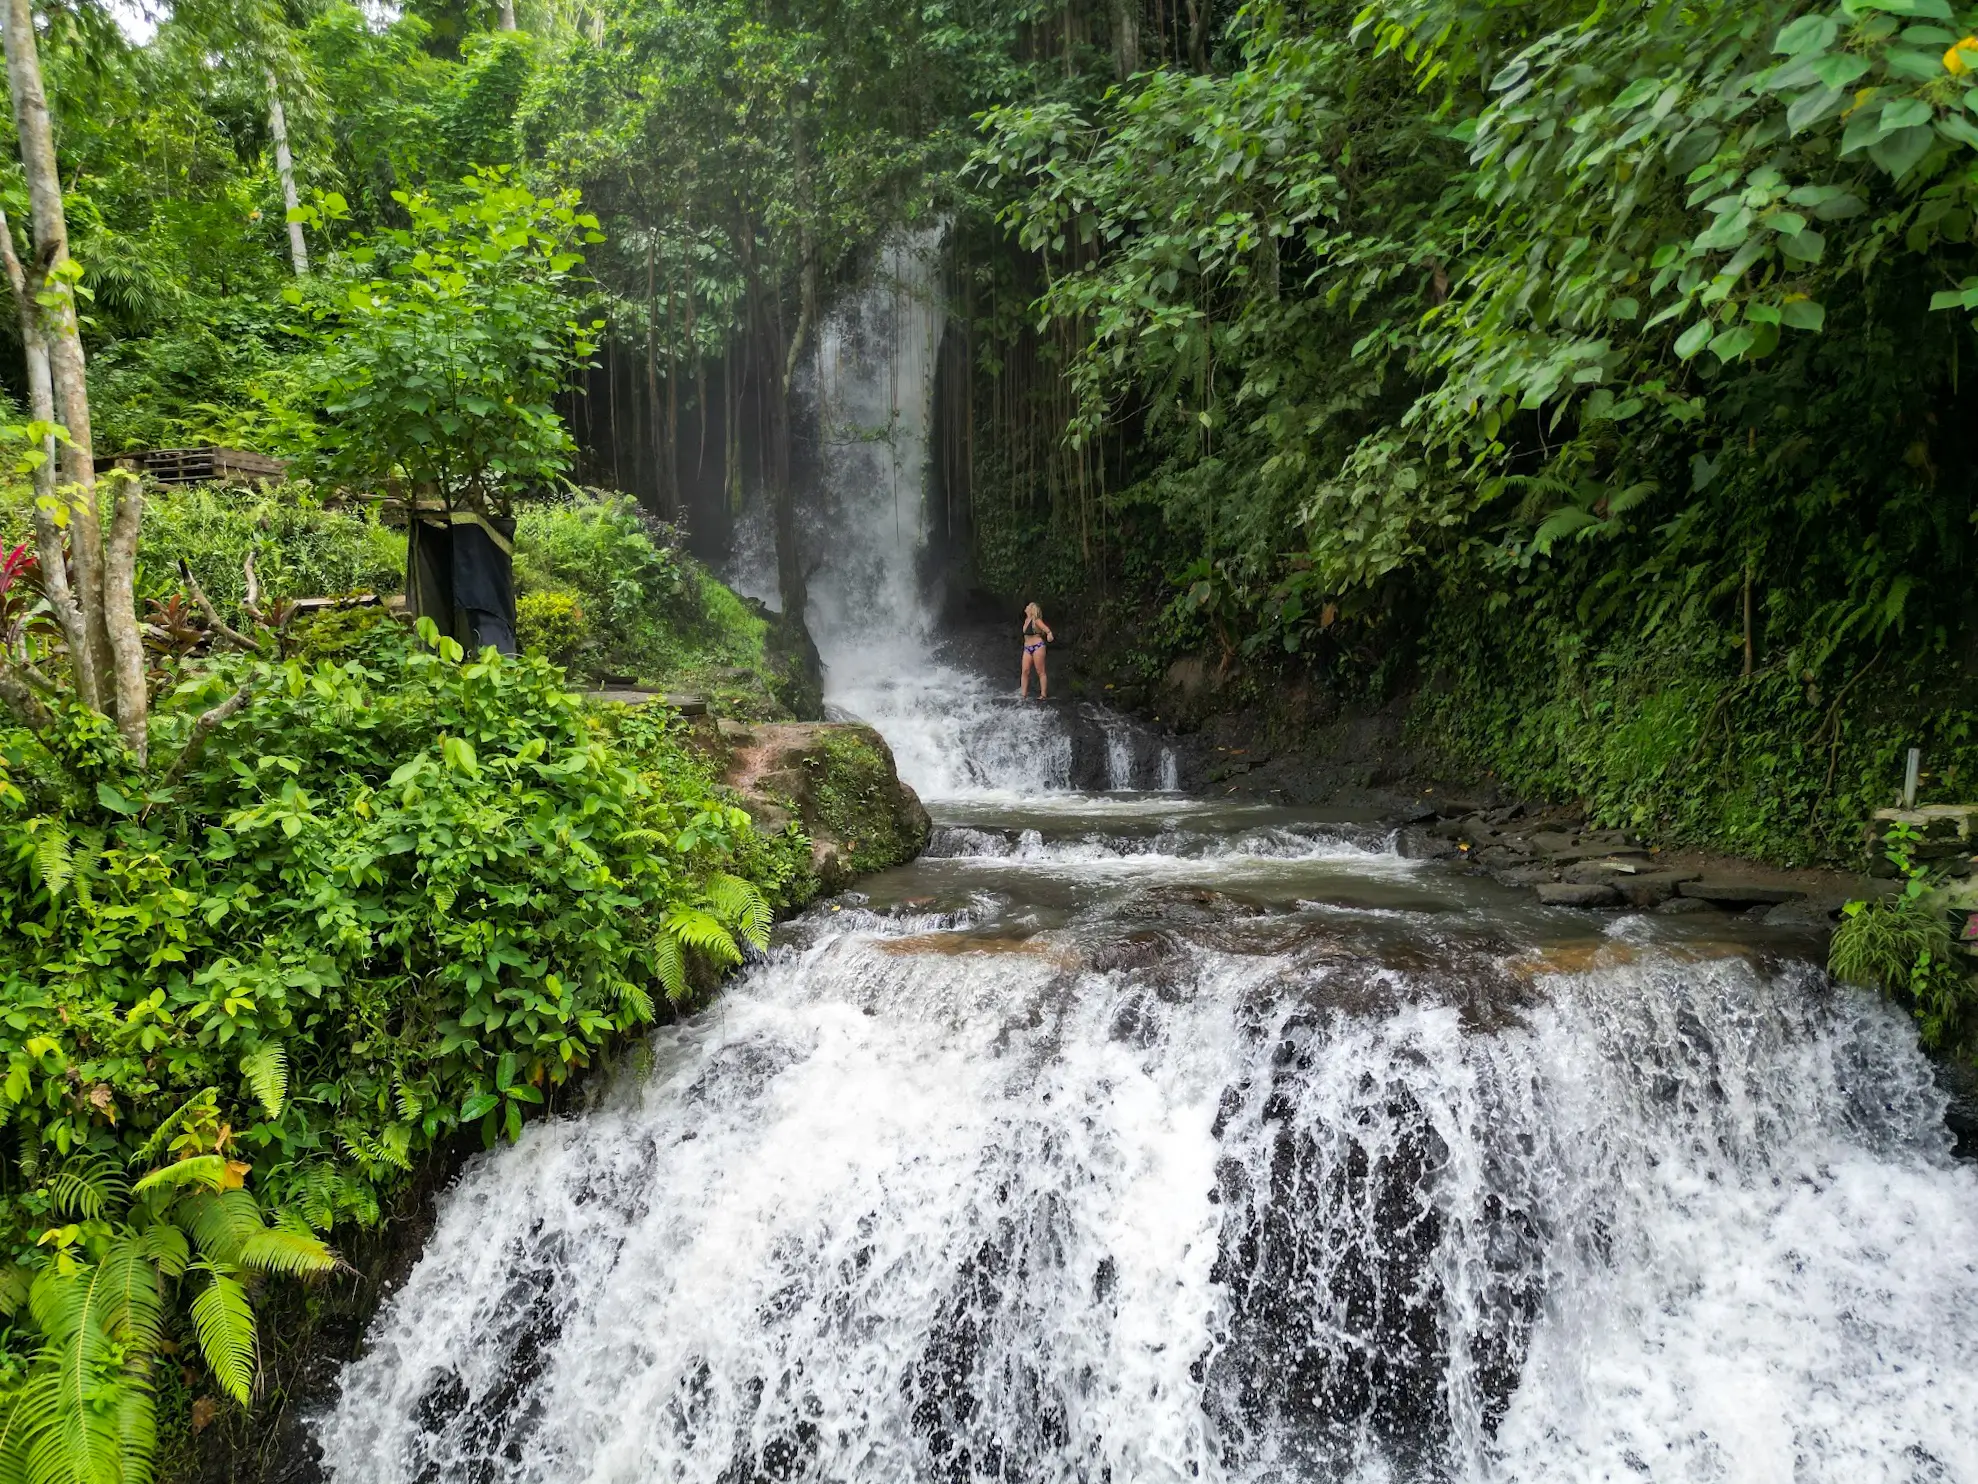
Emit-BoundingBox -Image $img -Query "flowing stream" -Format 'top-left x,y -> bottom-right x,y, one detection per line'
313,245 -> 1978,1482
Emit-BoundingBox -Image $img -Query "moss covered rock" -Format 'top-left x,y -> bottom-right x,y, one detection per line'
715,720 -> 930,889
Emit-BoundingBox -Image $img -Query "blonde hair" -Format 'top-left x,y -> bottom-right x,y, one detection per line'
1024,602 -> 1042,622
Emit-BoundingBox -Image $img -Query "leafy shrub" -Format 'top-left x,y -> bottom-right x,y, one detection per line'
1832,824 -> 1978,1057
516,589 -> 590,670
0,481 -> 407,627
513,493 -> 791,714
0,621 -> 809,1473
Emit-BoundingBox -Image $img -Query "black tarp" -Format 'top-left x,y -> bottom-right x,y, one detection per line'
407,512 -> 518,656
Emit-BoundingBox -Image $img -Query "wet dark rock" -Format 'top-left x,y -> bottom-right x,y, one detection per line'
1494,866 -> 1555,887
1528,831 -> 1577,855
1546,844 -> 1652,865
1474,844 -> 1535,871
1763,899 -> 1837,928
1562,859 -> 1646,885
1397,826 -> 1461,861
1534,882 -> 1624,909
1616,870 -> 1701,909
1678,880 -> 1806,907
1087,929 -> 1186,973
1655,895 -> 1714,915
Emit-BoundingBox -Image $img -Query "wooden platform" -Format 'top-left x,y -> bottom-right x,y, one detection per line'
95,446 -> 289,486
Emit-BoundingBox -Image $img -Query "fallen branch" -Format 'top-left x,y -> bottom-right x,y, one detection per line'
159,680 -> 257,789
242,545 -> 262,622
175,559 -> 264,654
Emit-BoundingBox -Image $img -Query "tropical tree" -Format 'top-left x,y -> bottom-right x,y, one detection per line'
293,169 -> 602,514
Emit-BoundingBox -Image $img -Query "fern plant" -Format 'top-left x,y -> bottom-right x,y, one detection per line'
0,1141 -> 336,1484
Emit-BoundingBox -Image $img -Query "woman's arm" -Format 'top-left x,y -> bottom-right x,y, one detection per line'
1042,622 -> 1055,642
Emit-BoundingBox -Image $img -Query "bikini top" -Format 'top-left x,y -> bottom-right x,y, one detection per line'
1024,618 -> 1044,636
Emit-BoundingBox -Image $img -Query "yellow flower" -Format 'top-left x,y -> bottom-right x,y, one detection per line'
1945,35 -> 1978,74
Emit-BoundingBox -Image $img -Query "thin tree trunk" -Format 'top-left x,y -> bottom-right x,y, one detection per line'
5,0 -> 141,750
1185,0 -> 1207,70
497,0 -> 517,30
0,206 -> 84,677
267,71 -> 308,276
1111,0 -> 1140,79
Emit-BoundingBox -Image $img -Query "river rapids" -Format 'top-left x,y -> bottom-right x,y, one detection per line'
314,732 -> 1978,1483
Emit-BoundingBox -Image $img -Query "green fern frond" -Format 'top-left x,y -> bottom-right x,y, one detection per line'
20,1357 -> 131,1484
131,1156 -> 228,1199
49,1155 -> 128,1222
0,1388 -> 35,1484
336,1125 -> 413,1173
131,1088 -> 220,1169
236,1227 -> 337,1279
395,1081 -> 423,1121
30,822 -> 70,900
112,1377 -> 157,1484
665,906 -> 742,969
652,930 -> 687,1004
176,1191 -> 266,1269
187,1266 -> 256,1406
707,873 -> 772,951
287,1166 -> 338,1233
135,1224 -> 189,1280
238,1045 -> 287,1120
338,1177 -> 381,1229
24,1258 -> 150,1484
95,1241 -> 165,1356
0,1266 -> 28,1318
619,979 -> 655,1024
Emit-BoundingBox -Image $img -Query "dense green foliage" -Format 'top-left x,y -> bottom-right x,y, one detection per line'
967,0 -> 1978,860
513,492 -> 798,715
1832,823 -> 1978,1052
289,170 -> 603,509
0,617 -> 806,1473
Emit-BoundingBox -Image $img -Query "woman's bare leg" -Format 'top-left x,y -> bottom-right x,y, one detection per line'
1037,650 -> 1048,699
1019,650 -> 1033,698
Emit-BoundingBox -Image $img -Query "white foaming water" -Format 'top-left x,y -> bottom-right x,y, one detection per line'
316,905 -> 1978,1482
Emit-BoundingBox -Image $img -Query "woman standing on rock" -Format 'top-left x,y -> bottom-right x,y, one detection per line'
1019,602 -> 1054,700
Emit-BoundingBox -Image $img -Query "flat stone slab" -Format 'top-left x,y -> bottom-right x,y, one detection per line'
1546,844 -> 1652,864
1677,880 -> 1805,907
1535,882 -> 1623,908
1616,869 -> 1702,909
582,689 -> 708,715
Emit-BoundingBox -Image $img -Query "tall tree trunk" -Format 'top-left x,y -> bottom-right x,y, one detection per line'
267,72 -> 308,276
0,207 -> 85,677
1185,0 -> 1207,70
4,0 -> 146,758
1111,0 -> 1140,79
497,0 -> 517,30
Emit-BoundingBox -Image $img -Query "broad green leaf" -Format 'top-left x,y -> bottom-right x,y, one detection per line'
1674,320 -> 1714,359
1773,14 -> 1839,53
1869,122 -> 1936,175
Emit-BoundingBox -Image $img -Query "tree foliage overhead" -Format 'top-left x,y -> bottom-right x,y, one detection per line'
972,0 -> 1978,856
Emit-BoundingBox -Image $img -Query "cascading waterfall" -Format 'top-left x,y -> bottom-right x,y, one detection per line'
312,239 -> 1978,1482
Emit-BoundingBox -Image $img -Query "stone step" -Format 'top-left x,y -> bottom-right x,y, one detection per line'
1677,880 -> 1805,907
